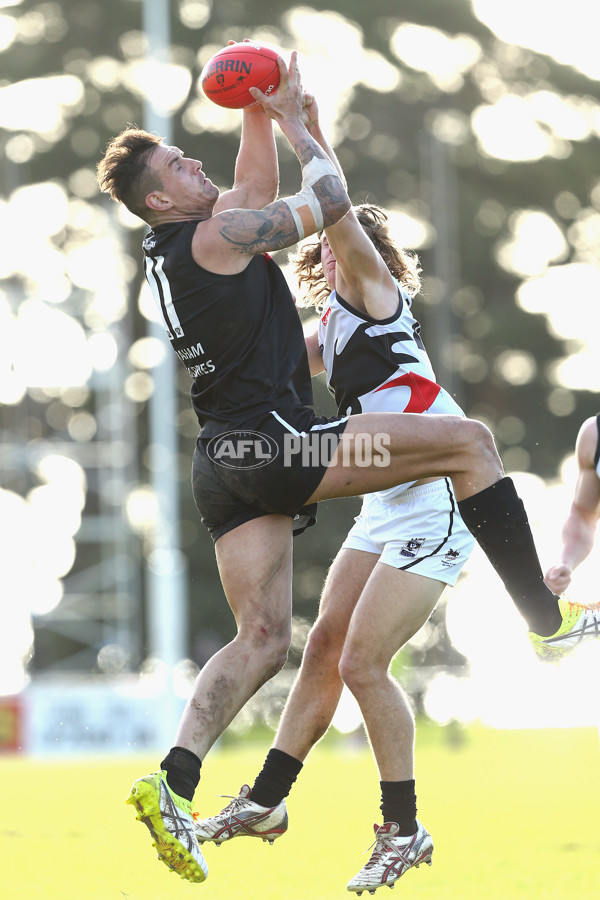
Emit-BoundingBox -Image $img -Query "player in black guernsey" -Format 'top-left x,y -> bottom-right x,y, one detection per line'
143,223 -> 313,435
97,51 -> 596,888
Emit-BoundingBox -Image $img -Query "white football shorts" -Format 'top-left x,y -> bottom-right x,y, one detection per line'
341,477 -> 475,586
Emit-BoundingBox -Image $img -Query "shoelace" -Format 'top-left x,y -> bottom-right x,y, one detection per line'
362,835 -> 395,869
362,827 -> 420,871
567,600 -> 600,614
192,794 -> 250,822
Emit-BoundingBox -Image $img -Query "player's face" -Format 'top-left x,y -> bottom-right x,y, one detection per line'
148,144 -> 219,215
320,233 -> 337,289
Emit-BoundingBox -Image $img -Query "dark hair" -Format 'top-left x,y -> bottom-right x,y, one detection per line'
292,203 -> 422,311
97,125 -> 163,220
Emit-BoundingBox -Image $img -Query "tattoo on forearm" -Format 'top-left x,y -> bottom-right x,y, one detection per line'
217,168 -> 348,254
219,204 -> 300,253
313,177 -> 346,227
293,135 -> 328,167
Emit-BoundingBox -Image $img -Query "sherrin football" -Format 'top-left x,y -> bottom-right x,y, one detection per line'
201,42 -> 281,109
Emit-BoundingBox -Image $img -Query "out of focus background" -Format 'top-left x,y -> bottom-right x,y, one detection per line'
1,0 -> 600,758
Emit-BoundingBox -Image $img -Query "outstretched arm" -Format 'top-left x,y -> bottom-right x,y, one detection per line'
545,417 -> 600,594
303,96 -> 398,319
192,53 -> 350,275
213,105 -> 278,214
301,93 -> 346,187
213,40 -> 279,213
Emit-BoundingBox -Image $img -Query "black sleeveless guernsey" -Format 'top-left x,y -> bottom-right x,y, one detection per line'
142,219 -> 314,437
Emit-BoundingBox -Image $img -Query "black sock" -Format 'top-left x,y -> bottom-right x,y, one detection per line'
160,746 -> 202,802
249,748 -> 303,808
458,476 -> 561,636
380,780 -> 417,836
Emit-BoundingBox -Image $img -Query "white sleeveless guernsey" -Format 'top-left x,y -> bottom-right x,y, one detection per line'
318,285 -> 464,501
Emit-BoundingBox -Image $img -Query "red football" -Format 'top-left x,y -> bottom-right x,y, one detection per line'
201,42 -> 281,109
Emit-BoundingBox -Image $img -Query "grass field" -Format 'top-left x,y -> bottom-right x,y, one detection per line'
1,723 -> 599,900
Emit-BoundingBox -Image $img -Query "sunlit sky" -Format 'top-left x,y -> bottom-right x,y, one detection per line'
1,0 -> 600,733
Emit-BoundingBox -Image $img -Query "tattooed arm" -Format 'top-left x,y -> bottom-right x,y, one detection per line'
191,53 -> 350,275
300,93 -> 399,320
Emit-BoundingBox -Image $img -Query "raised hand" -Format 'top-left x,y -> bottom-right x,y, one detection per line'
249,51 -> 303,123
301,91 -> 319,129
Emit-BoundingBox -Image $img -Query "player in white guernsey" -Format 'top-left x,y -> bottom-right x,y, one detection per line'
298,205 -> 475,890
545,415 -> 600,599
242,206 -> 472,891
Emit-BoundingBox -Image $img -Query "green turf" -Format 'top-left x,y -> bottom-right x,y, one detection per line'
1,724 -> 599,899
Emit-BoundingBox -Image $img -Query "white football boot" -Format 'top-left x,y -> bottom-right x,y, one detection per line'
193,784 -> 288,845
347,820 -> 433,895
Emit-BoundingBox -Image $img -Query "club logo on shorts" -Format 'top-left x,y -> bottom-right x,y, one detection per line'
442,548 -> 460,566
400,537 -> 426,558
207,430 -> 279,469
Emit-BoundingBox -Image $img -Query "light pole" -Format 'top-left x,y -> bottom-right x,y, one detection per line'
142,0 -> 187,747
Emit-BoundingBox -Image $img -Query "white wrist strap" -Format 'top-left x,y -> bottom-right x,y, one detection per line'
301,155 -> 339,188
284,155 -> 338,239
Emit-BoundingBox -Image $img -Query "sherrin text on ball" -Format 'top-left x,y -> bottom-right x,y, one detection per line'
201,42 -> 281,109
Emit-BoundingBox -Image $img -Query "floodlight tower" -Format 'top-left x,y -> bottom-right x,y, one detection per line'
142,0 -> 187,746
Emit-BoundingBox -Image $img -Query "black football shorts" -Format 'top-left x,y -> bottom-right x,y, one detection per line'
192,409 -> 349,542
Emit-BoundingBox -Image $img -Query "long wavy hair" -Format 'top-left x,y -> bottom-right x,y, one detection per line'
292,204 -> 422,312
